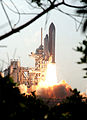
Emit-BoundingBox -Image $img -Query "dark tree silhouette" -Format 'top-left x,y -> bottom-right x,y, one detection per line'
1,74 -> 87,119
77,0 -> 87,32
48,88 -> 87,120
75,37 -> 87,78
0,75 -> 49,119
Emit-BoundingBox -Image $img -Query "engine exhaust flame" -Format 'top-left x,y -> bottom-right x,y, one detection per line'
45,63 -> 57,86
38,63 -> 57,88
19,62 -> 72,100
35,63 -> 72,99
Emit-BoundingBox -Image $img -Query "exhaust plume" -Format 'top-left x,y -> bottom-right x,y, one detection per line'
36,80 -> 72,99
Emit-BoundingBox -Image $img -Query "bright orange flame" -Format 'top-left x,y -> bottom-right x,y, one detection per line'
18,84 -> 27,94
29,63 -> 72,99
45,63 -> 58,86
37,63 -> 58,88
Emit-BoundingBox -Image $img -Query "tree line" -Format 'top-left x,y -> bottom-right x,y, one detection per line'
0,75 -> 87,120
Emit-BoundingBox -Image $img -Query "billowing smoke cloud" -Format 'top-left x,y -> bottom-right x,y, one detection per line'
36,80 -> 72,99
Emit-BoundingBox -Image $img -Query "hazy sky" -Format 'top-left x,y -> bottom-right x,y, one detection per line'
0,0 -> 87,93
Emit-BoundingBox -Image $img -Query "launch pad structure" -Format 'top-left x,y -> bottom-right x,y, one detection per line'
4,23 -> 56,87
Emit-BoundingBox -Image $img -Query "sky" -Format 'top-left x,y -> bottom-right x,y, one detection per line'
0,0 -> 87,93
